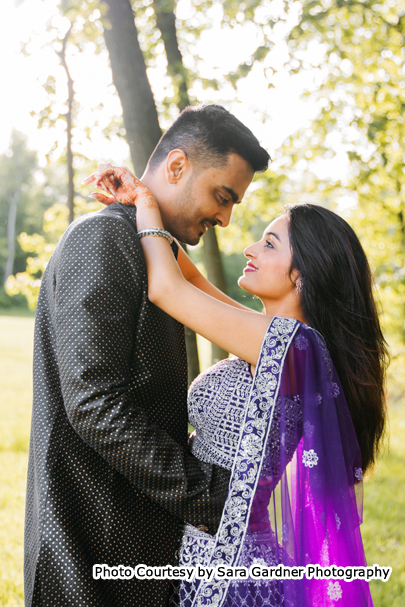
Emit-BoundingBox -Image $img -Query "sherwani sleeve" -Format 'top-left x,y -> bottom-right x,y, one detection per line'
54,213 -> 229,534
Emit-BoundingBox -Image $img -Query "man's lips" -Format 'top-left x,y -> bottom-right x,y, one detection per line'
244,261 -> 258,273
200,220 -> 215,234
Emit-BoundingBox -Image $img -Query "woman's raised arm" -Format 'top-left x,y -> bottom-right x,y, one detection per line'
175,244 -> 255,312
92,167 -> 271,365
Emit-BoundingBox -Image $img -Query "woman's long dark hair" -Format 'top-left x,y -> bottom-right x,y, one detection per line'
286,203 -> 388,473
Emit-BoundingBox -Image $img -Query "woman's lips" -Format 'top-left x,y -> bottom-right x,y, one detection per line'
244,262 -> 258,273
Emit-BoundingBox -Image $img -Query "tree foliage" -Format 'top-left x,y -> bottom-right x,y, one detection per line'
6,195 -> 101,309
277,1 -> 405,359
0,132 -> 46,292
11,0 -> 405,368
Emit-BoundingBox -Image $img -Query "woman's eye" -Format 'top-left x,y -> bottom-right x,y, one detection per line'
265,240 -> 274,249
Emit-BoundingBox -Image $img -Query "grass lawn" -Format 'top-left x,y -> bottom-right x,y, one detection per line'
0,313 -> 404,606
0,315 -> 33,606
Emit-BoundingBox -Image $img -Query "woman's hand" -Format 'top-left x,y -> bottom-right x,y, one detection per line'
83,165 -> 158,209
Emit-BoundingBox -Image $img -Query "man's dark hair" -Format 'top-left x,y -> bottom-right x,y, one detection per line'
148,104 -> 270,173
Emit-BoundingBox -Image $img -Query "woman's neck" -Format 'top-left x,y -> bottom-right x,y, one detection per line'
261,298 -> 306,325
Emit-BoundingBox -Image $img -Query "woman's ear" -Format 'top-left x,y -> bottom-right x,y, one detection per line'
290,269 -> 304,297
290,268 -> 300,285
165,149 -> 189,184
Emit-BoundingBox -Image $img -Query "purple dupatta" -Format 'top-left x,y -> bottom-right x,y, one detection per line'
190,317 -> 373,607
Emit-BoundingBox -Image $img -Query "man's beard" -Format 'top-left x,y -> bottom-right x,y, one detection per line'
163,176 -> 203,245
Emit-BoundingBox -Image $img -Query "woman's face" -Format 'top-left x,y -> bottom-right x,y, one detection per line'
238,214 -> 298,304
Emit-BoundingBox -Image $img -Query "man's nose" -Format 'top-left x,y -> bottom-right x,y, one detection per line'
215,205 -> 234,228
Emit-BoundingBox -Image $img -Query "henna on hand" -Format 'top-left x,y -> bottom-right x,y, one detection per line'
88,165 -> 158,209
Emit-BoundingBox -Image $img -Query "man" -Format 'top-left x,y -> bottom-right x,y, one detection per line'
25,104 -> 270,606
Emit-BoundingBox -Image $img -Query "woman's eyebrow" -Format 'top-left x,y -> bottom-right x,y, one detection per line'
265,230 -> 281,242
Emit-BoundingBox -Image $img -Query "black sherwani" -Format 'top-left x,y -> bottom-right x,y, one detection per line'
24,203 -> 230,606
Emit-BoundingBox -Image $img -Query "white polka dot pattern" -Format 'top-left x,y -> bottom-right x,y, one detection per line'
24,203 -> 230,607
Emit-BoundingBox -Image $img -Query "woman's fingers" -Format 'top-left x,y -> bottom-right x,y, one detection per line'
97,166 -> 130,184
89,192 -> 117,205
82,172 -> 97,185
82,165 -> 135,187
85,165 -> 156,208
98,178 -> 117,198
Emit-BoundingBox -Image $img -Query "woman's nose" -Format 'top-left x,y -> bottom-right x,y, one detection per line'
244,242 -> 258,258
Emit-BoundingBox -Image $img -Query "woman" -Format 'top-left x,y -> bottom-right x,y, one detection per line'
91,167 -> 387,607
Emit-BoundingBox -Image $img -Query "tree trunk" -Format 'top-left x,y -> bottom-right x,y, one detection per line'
181,244 -> 200,383
153,0 -> 190,111
58,27 -> 75,224
4,190 -> 20,285
202,228 -> 229,363
66,85 -> 74,225
103,0 -> 163,176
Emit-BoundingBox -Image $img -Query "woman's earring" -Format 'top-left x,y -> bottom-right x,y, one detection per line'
295,277 -> 303,296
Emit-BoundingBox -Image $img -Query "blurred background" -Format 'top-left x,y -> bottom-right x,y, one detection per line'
1,0 -> 404,604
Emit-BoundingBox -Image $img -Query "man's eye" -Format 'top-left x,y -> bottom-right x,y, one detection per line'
265,240 -> 274,249
219,196 -> 229,205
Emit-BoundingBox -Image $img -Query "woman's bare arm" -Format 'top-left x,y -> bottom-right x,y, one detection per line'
146,235 -> 270,365
176,244 -> 256,312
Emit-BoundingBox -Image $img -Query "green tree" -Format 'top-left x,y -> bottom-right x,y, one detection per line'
29,2 -> 125,222
279,1 -> 405,361
6,194 -> 101,309
0,132 -> 37,283
0,132 -> 51,307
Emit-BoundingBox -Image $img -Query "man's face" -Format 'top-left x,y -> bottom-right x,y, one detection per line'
161,153 -> 255,245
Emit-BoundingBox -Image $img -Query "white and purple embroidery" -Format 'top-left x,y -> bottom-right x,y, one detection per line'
191,317 -> 299,607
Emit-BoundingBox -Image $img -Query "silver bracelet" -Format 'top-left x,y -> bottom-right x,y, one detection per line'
137,228 -> 174,245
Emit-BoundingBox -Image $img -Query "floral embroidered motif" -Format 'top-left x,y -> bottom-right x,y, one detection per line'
308,393 -> 322,407
228,496 -> 248,519
241,434 -> 263,457
302,449 -> 319,468
179,524 -> 215,567
328,382 -> 340,397
327,581 -> 343,601
354,467 -> 363,481
294,334 -> 309,350
335,512 -> 341,531
304,421 -> 315,437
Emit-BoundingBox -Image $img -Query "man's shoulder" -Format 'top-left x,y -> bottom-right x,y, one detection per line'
59,204 -> 139,247
71,203 -> 137,231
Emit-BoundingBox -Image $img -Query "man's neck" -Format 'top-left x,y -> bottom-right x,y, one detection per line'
140,169 -> 157,197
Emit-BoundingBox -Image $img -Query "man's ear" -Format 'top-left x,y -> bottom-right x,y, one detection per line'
165,149 -> 189,184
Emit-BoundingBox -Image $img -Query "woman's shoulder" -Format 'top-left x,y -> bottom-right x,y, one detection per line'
269,316 -> 327,349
